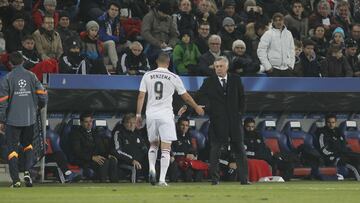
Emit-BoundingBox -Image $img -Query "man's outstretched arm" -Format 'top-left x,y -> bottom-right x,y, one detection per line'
180,92 -> 204,116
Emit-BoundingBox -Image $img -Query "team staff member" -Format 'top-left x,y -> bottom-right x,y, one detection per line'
0,52 -> 48,188
186,56 -> 249,185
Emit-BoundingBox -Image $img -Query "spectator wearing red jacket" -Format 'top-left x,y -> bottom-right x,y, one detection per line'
32,0 -> 59,29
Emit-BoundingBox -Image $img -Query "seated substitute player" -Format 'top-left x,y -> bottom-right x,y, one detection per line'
136,52 -> 204,186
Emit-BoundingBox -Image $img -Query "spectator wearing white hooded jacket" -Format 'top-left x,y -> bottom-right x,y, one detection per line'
257,13 -> 295,77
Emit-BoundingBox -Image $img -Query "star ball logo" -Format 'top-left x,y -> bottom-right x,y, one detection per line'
18,79 -> 27,88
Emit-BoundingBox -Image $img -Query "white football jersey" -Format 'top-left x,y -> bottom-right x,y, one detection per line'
139,68 -> 186,118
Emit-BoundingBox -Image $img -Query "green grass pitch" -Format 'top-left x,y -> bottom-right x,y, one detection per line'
1,181 -> 360,203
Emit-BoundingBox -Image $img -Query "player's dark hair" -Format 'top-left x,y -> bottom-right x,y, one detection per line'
325,114 -> 337,122
80,112 -> 93,122
9,51 -> 24,66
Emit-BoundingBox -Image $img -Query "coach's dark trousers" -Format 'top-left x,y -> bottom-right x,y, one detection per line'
209,140 -> 248,183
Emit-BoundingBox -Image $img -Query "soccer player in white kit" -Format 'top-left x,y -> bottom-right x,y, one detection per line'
136,52 -> 204,186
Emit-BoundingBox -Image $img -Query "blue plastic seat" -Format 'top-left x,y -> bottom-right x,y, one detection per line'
282,121 -> 314,150
257,120 -> 291,154
339,120 -> 360,153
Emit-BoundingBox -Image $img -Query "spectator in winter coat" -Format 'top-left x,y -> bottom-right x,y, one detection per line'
331,1 -> 352,37
344,38 -> 360,76
56,11 -> 79,50
216,0 -> 244,30
173,0 -> 197,33
19,35 -> 59,81
257,13 -> 295,76
173,30 -> 201,75
308,0 -> 333,39
59,37 -> 91,74
0,0 -> 34,33
195,0 -> 219,34
297,39 -> 322,77
4,13 -> 31,53
32,0 -> 59,29
32,15 -> 63,60
311,24 -> 329,61
321,44 -> 353,77
194,21 -> 210,54
19,35 -> 41,70
79,21 -> 108,74
284,0 -> 308,40
218,17 -> 243,52
117,41 -> 150,75
141,1 -> 179,65
229,39 -> 259,76
97,1 -> 125,73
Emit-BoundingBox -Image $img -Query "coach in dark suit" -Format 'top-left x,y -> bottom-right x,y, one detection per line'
197,56 -> 248,185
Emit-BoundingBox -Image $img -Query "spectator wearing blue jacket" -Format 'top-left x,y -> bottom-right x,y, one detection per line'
97,1 -> 126,73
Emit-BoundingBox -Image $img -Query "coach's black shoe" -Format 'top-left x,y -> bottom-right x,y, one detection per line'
240,181 -> 251,185
24,171 -> 33,187
10,181 -> 21,188
149,170 -> 156,186
211,179 -> 219,185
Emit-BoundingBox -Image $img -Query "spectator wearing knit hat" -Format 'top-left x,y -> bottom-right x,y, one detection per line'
80,21 -> 109,74
216,0 -> 243,30
56,11 -> 79,50
0,0 -> 34,33
80,21 -> 102,61
4,12 -> 31,53
32,0 -> 60,29
59,37 -> 92,74
218,17 -> 243,52
330,27 -> 345,49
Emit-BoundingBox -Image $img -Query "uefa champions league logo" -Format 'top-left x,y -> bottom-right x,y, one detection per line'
18,79 -> 27,88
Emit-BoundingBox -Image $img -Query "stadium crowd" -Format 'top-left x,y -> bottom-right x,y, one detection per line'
1,0 -> 360,185
0,0 -> 360,77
